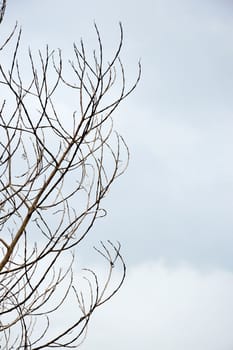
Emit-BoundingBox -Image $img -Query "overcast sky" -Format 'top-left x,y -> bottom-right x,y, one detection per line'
4,0 -> 233,349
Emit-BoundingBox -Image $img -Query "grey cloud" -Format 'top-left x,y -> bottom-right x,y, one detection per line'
80,262 -> 233,350
3,0 -> 233,270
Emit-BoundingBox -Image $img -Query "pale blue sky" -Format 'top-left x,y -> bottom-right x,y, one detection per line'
3,0 -> 233,348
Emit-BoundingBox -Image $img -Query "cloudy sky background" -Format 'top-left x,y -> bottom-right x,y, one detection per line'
4,0 -> 233,348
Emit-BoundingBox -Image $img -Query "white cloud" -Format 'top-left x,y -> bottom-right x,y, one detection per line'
80,261 -> 233,350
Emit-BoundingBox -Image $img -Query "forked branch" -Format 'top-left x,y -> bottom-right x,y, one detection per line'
0,2 -> 140,348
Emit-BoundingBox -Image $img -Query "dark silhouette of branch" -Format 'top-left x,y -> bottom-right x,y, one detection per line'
0,1 -> 141,348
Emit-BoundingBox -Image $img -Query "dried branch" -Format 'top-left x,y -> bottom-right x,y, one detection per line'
0,1 -> 140,348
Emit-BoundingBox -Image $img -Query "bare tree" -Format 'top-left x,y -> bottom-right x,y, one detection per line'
0,1 -> 140,349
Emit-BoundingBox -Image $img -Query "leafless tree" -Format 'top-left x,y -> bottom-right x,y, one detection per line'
0,1 -> 140,349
